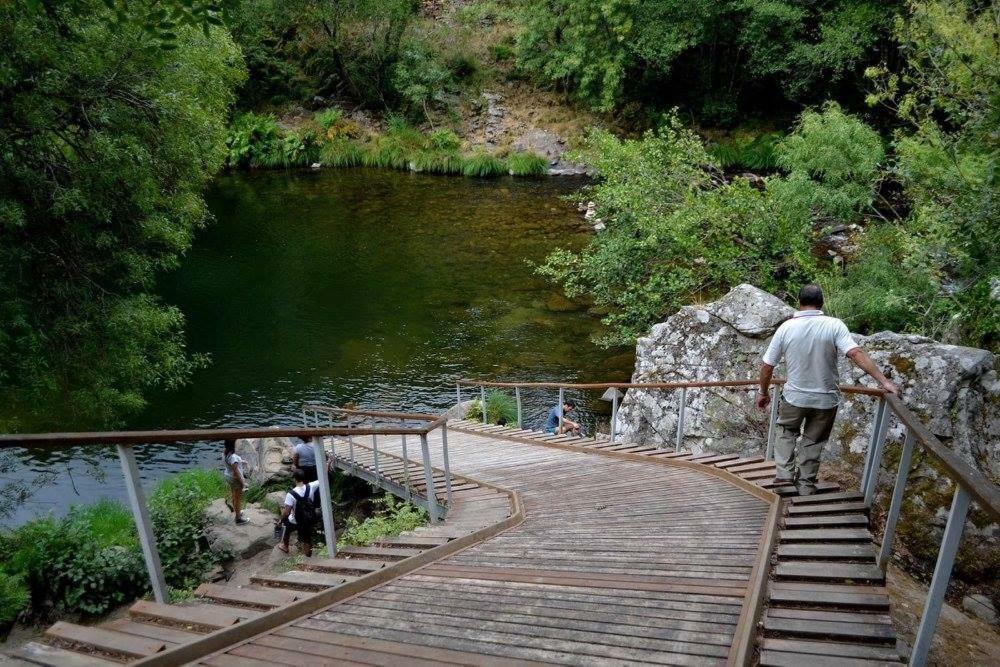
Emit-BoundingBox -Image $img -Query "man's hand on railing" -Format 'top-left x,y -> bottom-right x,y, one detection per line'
755,391 -> 771,413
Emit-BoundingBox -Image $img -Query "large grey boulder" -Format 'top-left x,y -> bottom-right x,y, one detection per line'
235,436 -> 295,486
205,499 -> 275,560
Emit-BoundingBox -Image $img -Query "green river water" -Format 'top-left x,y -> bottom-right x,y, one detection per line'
7,169 -> 634,525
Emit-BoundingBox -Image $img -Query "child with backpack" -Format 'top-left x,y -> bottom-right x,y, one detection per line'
276,467 -> 320,556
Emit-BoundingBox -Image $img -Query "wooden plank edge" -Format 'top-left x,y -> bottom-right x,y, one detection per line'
726,496 -> 782,667
447,424 -> 778,504
133,482 -> 524,666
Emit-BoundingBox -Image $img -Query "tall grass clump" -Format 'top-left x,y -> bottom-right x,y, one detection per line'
465,389 -> 519,425
320,137 -> 365,167
708,131 -> 783,171
409,150 -> 464,174
462,152 -> 506,177
506,151 -> 548,176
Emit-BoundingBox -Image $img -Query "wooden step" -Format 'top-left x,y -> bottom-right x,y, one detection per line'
769,582 -> 890,611
194,583 -> 300,609
103,619 -> 203,644
769,483 -> 843,496
715,456 -> 765,469
337,545 -> 424,560
784,514 -> 869,529
761,638 -> 901,662
764,609 -> 896,643
44,622 -> 165,658
14,642 -> 118,667
780,528 -> 872,543
789,491 -> 864,505
760,649 -> 899,666
787,501 -> 869,516
129,600 -> 240,632
302,558 -> 386,574
776,543 -> 878,561
374,535 -> 449,548
251,570 -> 358,592
726,461 -> 777,474
775,561 -> 885,583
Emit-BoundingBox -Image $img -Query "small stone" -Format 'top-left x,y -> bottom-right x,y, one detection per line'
593,222 -> 606,232
310,163 -> 321,170
584,209 -> 597,220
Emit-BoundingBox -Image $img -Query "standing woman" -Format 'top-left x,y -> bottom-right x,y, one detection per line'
223,440 -> 250,525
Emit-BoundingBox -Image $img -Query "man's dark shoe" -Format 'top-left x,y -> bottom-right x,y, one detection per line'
771,477 -> 795,487
796,483 -> 817,496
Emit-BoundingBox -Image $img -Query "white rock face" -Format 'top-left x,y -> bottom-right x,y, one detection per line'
616,283 -> 1000,482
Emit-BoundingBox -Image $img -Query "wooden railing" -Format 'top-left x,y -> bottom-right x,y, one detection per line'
458,377 -> 1000,666
0,408 -> 451,607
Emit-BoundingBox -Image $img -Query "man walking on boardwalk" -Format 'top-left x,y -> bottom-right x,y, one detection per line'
757,284 -> 898,495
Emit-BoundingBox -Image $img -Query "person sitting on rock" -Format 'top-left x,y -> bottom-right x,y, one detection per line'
277,467 -> 319,556
544,400 -> 582,436
757,284 -> 898,495
293,436 -> 318,483
223,440 -> 250,525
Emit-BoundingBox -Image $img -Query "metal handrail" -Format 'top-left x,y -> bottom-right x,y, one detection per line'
458,376 -> 1000,667
0,410 -> 452,610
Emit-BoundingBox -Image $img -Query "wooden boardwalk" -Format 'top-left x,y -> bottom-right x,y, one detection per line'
189,427 -> 774,666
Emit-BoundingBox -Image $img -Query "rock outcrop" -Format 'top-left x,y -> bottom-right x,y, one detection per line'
205,499 -> 275,560
234,436 -> 295,486
615,283 -> 999,616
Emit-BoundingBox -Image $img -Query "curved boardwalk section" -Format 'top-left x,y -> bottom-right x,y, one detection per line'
193,429 -> 772,666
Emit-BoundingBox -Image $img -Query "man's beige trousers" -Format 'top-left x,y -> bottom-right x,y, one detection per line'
774,398 -> 838,494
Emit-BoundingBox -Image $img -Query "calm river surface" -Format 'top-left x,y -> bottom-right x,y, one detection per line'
7,169 -> 634,525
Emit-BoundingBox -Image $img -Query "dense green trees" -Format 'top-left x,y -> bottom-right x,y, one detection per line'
0,1 -> 245,428
540,1 -> 998,352
517,0 -> 900,118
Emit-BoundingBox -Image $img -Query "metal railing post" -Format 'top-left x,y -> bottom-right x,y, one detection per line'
515,387 -> 522,429
911,486 -> 971,666
864,401 -> 892,506
611,390 -> 619,443
116,444 -> 168,603
456,383 -> 462,413
480,385 -> 488,424
861,397 -> 887,494
311,436 -> 337,556
400,420 -> 411,503
347,414 -> 356,473
675,387 -> 687,452
326,414 -> 336,467
419,433 -> 439,523
765,386 -> 779,460
372,430 -> 380,480
441,423 -> 452,507
558,387 -> 565,432
878,427 -> 915,570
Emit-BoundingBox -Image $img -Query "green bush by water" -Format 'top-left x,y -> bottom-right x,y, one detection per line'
0,469 -> 229,622
708,132 -> 783,171
462,152 -> 506,177
465,389 -> 519,425
338,494 -> 427,547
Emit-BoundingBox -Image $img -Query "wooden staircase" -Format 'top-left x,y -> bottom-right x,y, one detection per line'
11,482 -> 513,666
449,419 -> 905,666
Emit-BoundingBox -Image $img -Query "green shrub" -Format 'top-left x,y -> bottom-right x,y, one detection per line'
0,572 -> 29,628
314,107 -> 344,130
506,152 -> 549,176
709,132 -> 783,171
338,494 -> 426,547
462,152 -> 506,177
149,469 -> 226,509
429,128 -> 461,151
465,389 -> 519,425
149,473 -> 227,590
226,112 -> 281,168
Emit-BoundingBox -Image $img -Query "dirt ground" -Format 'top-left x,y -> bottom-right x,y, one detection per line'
888,564 -> 1000,665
